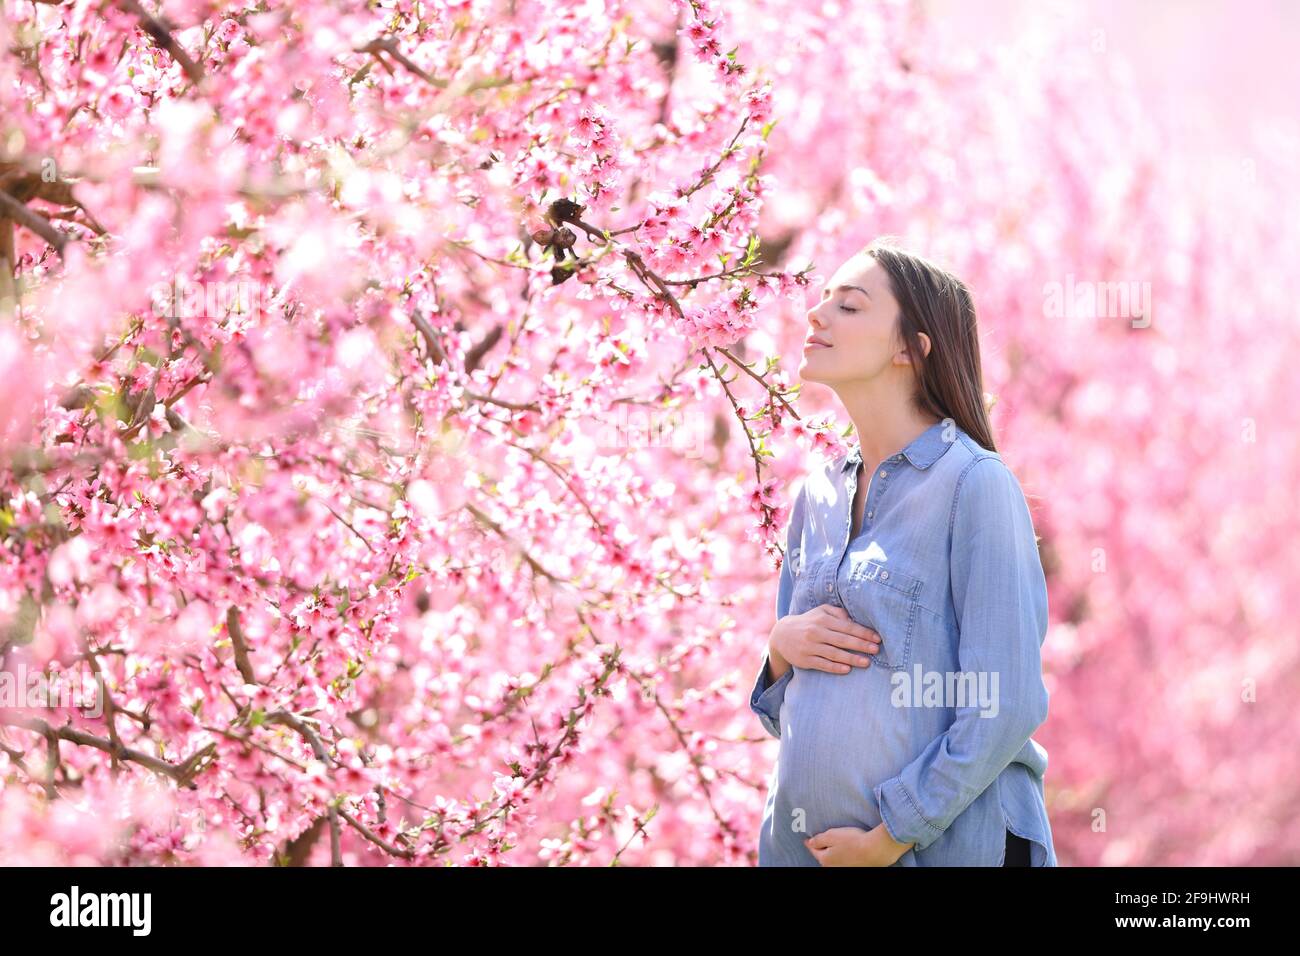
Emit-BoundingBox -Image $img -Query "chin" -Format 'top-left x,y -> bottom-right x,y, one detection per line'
798,355 -> 830,384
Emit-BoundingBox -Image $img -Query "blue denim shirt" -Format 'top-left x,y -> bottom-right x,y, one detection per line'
751,419 -> 1057,866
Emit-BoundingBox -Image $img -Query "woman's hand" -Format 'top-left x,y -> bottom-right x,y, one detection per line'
770,604 -> 881,675
805,824 -> 915,866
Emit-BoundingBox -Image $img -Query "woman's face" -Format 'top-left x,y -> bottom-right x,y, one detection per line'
799,254 -> 922,386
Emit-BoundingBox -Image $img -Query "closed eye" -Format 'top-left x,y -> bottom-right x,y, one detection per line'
822,288 -> 862,312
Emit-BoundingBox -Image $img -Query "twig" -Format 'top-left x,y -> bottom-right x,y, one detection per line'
225,606 -> 257,684
117,0 -> 204,85
263,710 -> 343,866
338,807 -> 414,860
354,36 -> 442,87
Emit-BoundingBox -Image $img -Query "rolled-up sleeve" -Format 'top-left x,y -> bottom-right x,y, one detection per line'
749,484 -> 806,739
872,456 -> 1050,849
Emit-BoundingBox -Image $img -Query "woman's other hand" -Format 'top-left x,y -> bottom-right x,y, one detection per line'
806,824 -> 914,866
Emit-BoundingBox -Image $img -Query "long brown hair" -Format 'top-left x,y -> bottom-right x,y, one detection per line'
863,238 -> 998,453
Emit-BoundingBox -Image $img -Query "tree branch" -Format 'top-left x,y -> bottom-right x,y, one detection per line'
0,190 -> 68,257
0,714 -> 215,789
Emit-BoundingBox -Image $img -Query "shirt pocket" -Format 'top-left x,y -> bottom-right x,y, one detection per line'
842,558 -> 923,671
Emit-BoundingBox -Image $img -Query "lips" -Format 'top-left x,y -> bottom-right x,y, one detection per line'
804,335 -> 832,349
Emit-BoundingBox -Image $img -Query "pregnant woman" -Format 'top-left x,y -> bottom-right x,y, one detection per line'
751,239 -> 1056,867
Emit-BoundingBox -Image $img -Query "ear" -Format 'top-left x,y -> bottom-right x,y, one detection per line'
894,332 -> 932,365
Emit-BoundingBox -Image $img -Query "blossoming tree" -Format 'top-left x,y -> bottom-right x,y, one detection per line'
1,0 -> 1296,865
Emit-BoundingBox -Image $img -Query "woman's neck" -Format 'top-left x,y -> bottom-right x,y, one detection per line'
846,401 -> 943,470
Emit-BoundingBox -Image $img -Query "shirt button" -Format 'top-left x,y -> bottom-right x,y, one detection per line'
881,570 -> 890,581
879,470 -> 887,478
825,583 -> 833,593
866,511 -> 873,518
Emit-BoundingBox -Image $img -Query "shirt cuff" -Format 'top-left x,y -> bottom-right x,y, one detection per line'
873,776 -> 946,851
749,653 -> 793,739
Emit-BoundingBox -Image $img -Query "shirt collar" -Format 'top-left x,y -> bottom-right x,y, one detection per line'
841,420 -> 955,473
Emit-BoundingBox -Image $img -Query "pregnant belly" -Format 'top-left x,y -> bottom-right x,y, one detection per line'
775,664 -> 951,830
